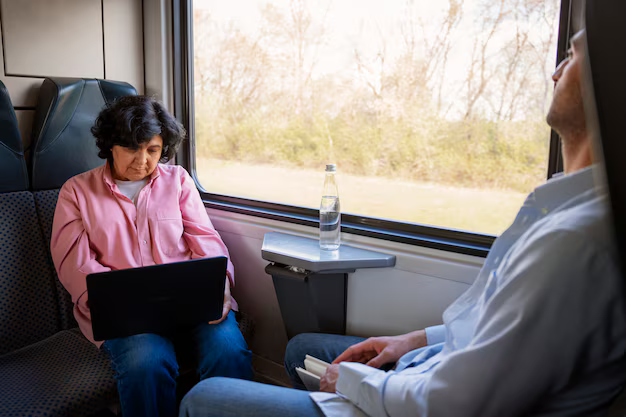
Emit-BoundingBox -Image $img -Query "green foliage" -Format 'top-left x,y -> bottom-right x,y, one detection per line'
195,97 -> 550,193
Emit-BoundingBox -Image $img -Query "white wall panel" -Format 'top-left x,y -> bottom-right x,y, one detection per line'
346,268 -> 471,337
1,0 -> 104,78
2,78 -> 41,108
103,0 -> 144,92
143,0 -> 173,108
0,15 -> 42,107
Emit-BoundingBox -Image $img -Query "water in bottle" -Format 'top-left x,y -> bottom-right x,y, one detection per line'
320,164 -> 340,251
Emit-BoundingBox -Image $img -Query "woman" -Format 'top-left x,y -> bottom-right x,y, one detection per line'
50,95 -> 253,417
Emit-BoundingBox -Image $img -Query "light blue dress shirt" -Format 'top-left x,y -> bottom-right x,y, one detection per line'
312,166 -> 626,417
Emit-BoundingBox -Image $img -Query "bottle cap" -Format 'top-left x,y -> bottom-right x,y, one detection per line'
325,164 -> 337,172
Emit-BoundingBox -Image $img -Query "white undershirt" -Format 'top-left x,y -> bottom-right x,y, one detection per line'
115,178 -> 148,205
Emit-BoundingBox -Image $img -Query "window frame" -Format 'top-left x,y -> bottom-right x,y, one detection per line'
174,0 -> 574,258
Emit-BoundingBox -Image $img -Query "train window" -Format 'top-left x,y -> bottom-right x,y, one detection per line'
188,0 -> 562,242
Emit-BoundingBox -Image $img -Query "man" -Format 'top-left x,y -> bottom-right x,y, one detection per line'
179,29 -> 626,417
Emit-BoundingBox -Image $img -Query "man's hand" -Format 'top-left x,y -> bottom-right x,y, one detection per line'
332,330 -> 428,369
320,364 -> 340,392
209,276 -> 232,325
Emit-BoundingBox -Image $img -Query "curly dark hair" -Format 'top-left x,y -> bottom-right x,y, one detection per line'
91,95 -> 185,163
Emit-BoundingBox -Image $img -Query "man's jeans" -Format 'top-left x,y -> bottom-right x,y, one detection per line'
179,377 -> 325,417
284,333 -> 366,389
179,333 -> 365,417
102,311 -> 252,417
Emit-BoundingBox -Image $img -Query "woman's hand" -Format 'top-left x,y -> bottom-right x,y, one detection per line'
209,276 -> 232,325
332,330 -> 428,369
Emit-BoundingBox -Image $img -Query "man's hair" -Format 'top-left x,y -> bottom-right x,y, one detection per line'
91,95 -> 185,163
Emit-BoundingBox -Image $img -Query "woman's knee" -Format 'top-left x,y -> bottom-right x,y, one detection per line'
197,344 -> 252,380
107,335 -> 179,382
126,351 -> 179,383
196,319 -> 253,379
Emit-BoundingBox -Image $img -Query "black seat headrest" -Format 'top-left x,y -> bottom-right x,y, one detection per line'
30,78 -> 137,191
0,80 -> 28,193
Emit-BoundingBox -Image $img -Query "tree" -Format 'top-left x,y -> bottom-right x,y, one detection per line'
193,9 -> 269,120
463,0 -> 507,121
259,0 -> 331,117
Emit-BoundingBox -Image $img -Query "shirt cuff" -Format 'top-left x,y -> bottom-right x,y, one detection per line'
425,325 -> 446,345
336,362 -> 389,417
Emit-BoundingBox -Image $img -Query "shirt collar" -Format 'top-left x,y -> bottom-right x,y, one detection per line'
531,165 -> 598,213
103,160 -> 161,189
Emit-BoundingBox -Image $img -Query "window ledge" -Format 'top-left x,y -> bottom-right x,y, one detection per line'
204,198 -> 492,258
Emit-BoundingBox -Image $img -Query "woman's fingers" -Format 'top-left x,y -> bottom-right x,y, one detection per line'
209,290 -> 231,325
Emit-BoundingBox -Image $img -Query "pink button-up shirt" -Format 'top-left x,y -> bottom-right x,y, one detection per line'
51,162 -> 235,347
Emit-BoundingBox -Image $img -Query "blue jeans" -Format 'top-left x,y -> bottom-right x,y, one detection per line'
102,311 -> 252,417
284,333 -> 366,389
179,377 -> 324,417
179,333 -> 365,417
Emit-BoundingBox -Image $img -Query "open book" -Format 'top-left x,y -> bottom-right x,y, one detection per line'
295,355 -> 330,391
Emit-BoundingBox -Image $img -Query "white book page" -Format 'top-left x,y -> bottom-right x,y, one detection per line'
304,357 -> 329,377
305,354 -> 331,368
296,355 -> 331,391
296,367 -> 321,391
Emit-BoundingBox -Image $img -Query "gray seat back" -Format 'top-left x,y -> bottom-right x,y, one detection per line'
0,81 -> 60,354
0,192 -> 60,355
0,80 -> 27,193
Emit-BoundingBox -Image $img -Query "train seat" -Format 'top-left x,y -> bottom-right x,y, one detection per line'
0,80 -> 58,355
0,78 -> 118,416
0,78 -> 135,416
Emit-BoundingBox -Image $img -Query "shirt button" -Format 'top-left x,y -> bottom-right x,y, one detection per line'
143,240 -> 147,245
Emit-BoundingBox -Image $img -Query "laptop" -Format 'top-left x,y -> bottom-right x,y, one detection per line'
87,256 -> 227,341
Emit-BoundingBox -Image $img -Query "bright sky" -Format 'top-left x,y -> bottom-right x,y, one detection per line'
195,0 -> 460,74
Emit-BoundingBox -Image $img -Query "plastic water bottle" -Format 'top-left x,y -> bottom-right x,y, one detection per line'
320,164 -> 340,251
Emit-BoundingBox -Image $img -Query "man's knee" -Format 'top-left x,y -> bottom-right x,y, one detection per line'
285,333 -> 315,369
180,378 -> 229,417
